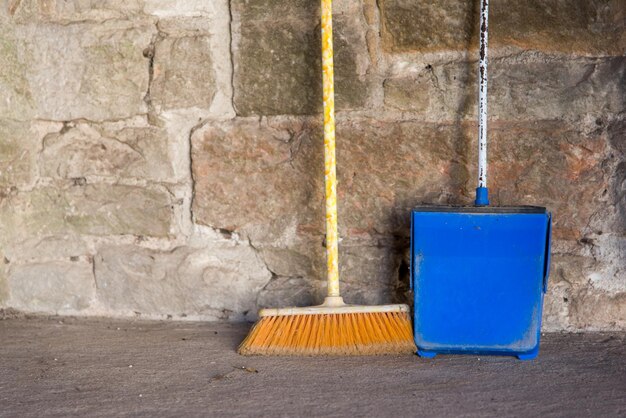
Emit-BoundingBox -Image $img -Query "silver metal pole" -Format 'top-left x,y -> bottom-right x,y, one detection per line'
475,0 -> 490,206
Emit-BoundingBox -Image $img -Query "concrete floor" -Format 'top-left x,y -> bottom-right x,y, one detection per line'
0,317 -> 624,417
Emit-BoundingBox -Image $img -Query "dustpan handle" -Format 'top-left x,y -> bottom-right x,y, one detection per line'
475,0 -> 490,206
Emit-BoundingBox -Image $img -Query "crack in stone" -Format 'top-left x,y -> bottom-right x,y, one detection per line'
573,63 -> 597,90
424,64 -> 444,97
91,255 -> 99,291
246,237 -> 278,277
143,25 -> 163,125
7,0 -> 21,15
273,128 -> 306,168
227,0 -> 237,115
243,237 -> 287,308
187,119 -> 211,226
33,116 -> 149,125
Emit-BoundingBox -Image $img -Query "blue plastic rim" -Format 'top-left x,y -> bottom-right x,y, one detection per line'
411,205 -> 552,360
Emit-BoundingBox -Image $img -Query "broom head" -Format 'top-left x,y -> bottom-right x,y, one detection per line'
238,299 -> 416,356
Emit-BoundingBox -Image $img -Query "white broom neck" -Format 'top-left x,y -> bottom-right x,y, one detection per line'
477,0 -> 489,190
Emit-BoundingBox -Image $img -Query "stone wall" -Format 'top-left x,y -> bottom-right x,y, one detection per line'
0,0 -> 624,330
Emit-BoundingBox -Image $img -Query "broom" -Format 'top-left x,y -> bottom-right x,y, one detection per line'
238,0 -> 416,356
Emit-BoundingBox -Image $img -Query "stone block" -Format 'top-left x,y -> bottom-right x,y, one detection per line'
39,122 -> 173,182
487,57 -> 625,121
256,276 -> 320,309
542,254 -> 593,330
383,75 -> 431,113
144,0 -> 220,18
7,261 -> 95,313
3,235 -> 89,264
0,119 -> 39,188
191,117 -> 324,244
257,247 -> 316,279
542,279 -> 574,331
587,235 -> 626,293
543,247 -> 626,331
94,243 -> 272,319
484,122 -> 609,241
0,184 -> 173,240
337,245 -> 402,305
151,35 -> 216,111
380,0 -> 626,55
232,0 -> 370,115
0,25 -> 34,120
380,0 -> 474,53
9,0 -> 145,23
490,0 -> 626,56
153,4 -> 234,117
13,19 -> 153,121
570,290 -> 626,330
384,57 -> 626,121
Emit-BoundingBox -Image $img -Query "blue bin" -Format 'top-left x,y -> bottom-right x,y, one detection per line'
411,206 -> 552,360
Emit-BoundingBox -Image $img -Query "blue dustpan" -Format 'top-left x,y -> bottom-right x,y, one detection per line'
411,206 -> 551,360
410,0 -> 552,360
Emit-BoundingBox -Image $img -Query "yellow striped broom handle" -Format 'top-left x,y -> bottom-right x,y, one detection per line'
321,0 -> 340,298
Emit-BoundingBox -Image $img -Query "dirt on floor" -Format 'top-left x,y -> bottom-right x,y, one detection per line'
0,316 -> 625,417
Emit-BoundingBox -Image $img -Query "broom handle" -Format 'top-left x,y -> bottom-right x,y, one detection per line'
321,0 -> 340,298
475,0 -> 490,206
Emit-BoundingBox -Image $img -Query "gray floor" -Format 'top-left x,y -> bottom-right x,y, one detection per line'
0,317 -> 624,417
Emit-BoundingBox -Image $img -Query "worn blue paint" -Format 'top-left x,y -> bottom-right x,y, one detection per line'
411,206 -> 552,360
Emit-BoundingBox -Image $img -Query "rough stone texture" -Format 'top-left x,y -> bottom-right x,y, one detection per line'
150,34 -> 216,111
148,1 -> 236,119
191,117 -> 467,304
1,318 -> 626,417
6,261 -> 95,313
485,122 -> 607,241
3,235 -> 89,264
39,121 -> 173,182
608,119 -> 626,231
0,25 -> 33,121
0,184 -> 173,240
381,0 -> 475,53
191,117 -> 469,240
94,242 -> 271,320
15,20 -> 153,121
381,0 -> 626,55
256,276 -> 320,311
8,0 -> 146,23
143,0 -> 216,18
0,263 -> 8,307
0,1 -> 623,330
385,56 -> 626,121
232,0 -> 371,115
191,117 -> 323,240
0,119 -> 38,188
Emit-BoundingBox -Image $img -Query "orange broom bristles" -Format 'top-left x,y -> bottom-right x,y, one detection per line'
238,311 -> 416,356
